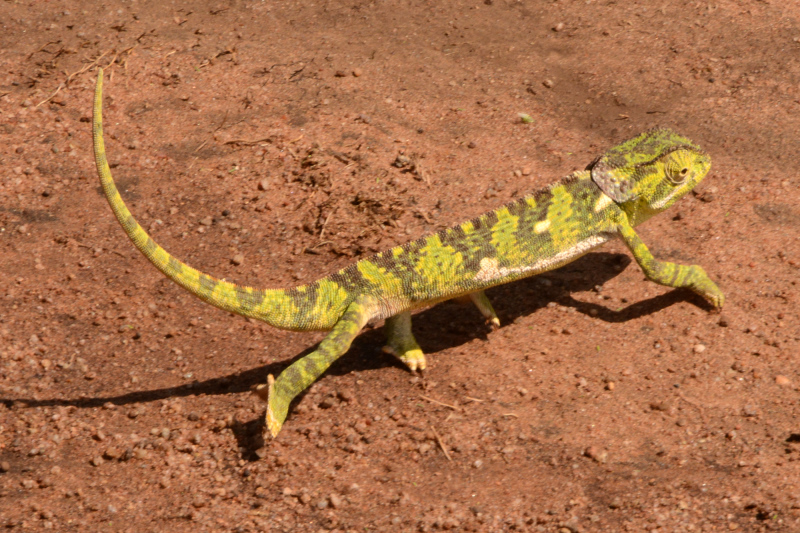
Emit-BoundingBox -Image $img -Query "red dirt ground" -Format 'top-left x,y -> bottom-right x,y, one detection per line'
1,1 -> 800,531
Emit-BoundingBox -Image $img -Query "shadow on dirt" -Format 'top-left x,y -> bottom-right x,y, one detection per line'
1,252 -> 712,458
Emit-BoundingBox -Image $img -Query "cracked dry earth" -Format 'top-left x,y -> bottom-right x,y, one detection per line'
2,1 -> 800,532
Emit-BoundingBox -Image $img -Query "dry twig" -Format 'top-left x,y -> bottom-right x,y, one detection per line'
223,137 -> 272,146
419,395 -> 461,411
318,208 -> 336,240
430,426 -> 452,462
463,396 -> 485,403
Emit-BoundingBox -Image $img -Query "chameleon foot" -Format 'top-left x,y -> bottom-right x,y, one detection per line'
688,266 -> 725,310
383,311 -> 427,371
382,343 -> 427,372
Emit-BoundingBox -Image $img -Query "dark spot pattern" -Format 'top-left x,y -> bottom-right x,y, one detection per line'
235,286 -> 266,310
198,274 -> 218,293
167,256 -> 184,274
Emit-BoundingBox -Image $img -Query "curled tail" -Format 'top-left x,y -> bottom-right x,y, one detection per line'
92,69 -> 350,331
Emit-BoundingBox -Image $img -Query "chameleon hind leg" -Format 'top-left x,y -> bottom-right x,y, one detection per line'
382,312 -> 426,372
616,216 -> 724,309
467,291 -> 500,327
255,298 -> 374,438
454,291 -> 500,327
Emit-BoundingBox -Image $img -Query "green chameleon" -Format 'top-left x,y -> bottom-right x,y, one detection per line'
91,69 -> 723,438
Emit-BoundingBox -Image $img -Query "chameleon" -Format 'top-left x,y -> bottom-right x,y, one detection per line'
91,69 -> 724,438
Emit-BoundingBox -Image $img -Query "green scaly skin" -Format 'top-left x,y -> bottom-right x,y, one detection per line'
92,69 -> 724,438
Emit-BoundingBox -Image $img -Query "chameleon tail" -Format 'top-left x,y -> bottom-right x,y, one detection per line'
92,69 -> 349,331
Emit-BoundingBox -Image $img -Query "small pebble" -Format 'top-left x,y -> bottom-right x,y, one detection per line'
472,459 -> 483,469
319,397 -> 336,409
329,493 -> 343,508
742,404 -> 759,417
0,462 -> 10,473
584,446 -> 607,464
90,456 -> 104,467
257,179 -> 269,191
104,447 -> 123,460
231,254 -> 244,266
693,344 -> 706,354
336,389 -> 354,402
542,79 -> 554,88
553,22 -> 565,32
352,67 -> 363,77
775,375 -> 791,387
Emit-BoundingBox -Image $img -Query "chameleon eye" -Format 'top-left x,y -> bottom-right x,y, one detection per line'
664,152 -> 691,185
667,168 -> 688,184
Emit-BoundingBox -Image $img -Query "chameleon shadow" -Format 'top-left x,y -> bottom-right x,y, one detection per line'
0,251 -> 711,457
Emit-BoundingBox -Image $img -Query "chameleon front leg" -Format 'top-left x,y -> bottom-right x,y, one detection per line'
255,298 -> 374,438
382,312 -> 427,372
616,216 -> 724,309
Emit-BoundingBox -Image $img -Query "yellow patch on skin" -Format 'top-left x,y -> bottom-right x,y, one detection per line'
534,220 -> 551,233
594,193 -> 615,213
490,207 -> 522,263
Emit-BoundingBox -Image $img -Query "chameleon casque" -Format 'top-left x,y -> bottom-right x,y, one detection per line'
91,69 -> 724,438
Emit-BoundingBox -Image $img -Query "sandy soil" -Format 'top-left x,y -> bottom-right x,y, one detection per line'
1,1 -> 800,531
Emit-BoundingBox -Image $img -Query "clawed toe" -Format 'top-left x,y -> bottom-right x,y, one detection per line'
383,344 -> 427,372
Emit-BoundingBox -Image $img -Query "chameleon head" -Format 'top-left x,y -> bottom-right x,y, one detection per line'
591,128 -> 711,222
640,142 -> 711,212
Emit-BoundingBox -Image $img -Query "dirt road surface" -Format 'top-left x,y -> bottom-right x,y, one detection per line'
1,1 -> 799,531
